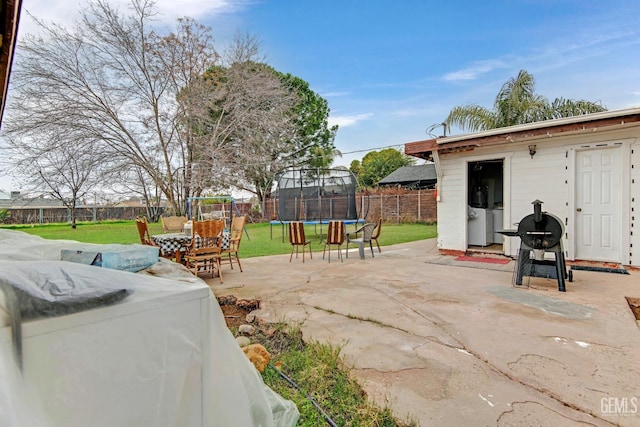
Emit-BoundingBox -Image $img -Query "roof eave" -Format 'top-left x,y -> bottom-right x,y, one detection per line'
405,107 -> 640,158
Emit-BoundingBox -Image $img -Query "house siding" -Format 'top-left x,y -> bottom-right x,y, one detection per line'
631,138 -> 640,266
507,143 -> 570,258
437,157 -> 466,250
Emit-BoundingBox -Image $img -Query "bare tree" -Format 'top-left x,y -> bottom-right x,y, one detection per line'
2,0 -> 219,215
117,163 -> 165,221
5,128 -> 111,228
2,2 -> 336,216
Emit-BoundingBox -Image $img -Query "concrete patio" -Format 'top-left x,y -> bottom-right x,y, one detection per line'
205,239 -> 640,426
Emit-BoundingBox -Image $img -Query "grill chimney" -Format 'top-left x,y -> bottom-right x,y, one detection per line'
532,199 -> 543,223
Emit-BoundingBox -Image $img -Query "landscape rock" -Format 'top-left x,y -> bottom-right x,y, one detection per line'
235,336 -> 250,347
242,344 -> 271,373
217,295 -> 237,306
237,298 -> 260,311
238,324 -> 256,335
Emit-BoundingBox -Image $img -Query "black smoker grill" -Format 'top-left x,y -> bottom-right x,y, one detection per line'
499,200 -> 572,292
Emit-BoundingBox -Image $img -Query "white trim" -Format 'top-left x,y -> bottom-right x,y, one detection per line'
567,148 -> 576,261
502,155 -> 512,256
463,160 -> 469,246
463,153 -> 509,253
621,140 -> 632,265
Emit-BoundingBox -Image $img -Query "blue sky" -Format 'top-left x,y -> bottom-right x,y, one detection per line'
2,0 -> 640,190
231,1 -> 640,165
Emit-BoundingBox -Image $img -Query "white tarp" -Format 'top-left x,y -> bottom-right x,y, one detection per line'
0,229 -> 299,427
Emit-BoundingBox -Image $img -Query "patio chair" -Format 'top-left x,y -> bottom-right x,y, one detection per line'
323,220 -> 345,263
289,221 -> 312,262
160,215 -> 188,233
346,222 -> 377,259
183,219 -> 225,282
136,215 -> 172,259
135,215 -> 154,245
221,214 -> 246,271
371,218 -> 382,254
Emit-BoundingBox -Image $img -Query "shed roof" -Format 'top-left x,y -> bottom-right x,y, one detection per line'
378,164 -> 436,188
405,107 -> 640,160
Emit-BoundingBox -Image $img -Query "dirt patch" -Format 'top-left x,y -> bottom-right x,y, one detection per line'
221,304 -> 252,328
217,295 -> 259,329
216,296 -> 305,360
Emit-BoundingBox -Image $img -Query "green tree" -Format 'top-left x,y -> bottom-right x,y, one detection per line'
445,69 -> 607,133
357,148 -> 414,187
279,72 -> 339,171
349,159 -> 363,179
308,146 -> 342,170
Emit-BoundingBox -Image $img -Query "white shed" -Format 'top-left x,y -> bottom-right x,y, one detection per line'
405,107 -> 640,268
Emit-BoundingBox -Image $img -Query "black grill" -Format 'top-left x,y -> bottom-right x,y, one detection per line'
500,200 -> 572,292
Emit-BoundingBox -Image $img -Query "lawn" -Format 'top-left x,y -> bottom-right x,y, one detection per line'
2,220 -> 437,258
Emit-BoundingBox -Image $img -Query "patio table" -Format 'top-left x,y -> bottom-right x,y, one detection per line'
152,233 -> 191,263
152,231 -> 230,264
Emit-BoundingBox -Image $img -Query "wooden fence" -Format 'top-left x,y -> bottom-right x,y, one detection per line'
263,189 -> 437,224
2,203 -> 255,225
2,190 -> 437,225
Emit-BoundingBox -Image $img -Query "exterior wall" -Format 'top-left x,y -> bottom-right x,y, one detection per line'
436,126 -> 640,267
436,156 -> 467,251
631,138 -> 640,266
506,141 -> 570,258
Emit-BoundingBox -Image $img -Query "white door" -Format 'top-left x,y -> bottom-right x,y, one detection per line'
575,147 -> 621,261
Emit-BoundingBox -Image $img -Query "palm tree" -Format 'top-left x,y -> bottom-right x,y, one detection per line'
308,146 -> 342,171
444,70 -> 607,133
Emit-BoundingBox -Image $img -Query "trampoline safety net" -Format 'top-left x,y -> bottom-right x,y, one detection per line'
275,168 -> 362,222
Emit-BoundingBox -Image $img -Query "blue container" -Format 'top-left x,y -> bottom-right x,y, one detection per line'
61,245 -> 159,273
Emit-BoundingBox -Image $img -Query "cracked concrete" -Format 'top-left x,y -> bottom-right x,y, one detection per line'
206,239 -> 640,426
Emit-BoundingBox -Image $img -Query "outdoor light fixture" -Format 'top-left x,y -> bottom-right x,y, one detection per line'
528,144 -> 537,158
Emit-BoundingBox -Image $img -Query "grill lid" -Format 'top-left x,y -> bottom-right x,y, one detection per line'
516,200 -> 564,249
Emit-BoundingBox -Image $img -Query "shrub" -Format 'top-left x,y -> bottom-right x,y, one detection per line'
0,209 -> 10,224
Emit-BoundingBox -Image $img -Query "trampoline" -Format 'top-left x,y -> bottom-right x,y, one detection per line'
270,168 -> 369,241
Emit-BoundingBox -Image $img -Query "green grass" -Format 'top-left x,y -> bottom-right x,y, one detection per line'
2,221 -> 437,258
253,323 -> 417,426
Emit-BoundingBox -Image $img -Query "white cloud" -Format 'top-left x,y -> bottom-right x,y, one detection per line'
321,91 -> 350,98
443,59 -> 508,81
152,0 -> 242,20
19,0 -> 246,34
328,113 -> 373,128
